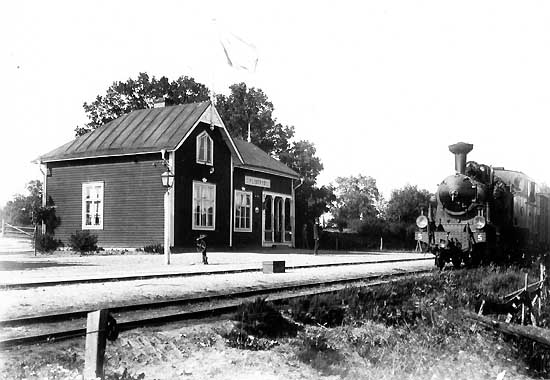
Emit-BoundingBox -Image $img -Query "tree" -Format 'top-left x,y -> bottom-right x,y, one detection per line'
330,175 -> 381,225
385,185 -> 432,224
280,140 -> 333,217
2,180 -> 43,226
215,83 -> 295,156
75,73 -> 210,136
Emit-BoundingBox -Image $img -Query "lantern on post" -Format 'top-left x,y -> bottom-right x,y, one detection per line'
161,171 -> 174,188
161,170 -> 174,265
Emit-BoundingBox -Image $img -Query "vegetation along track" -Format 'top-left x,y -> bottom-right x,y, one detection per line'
0,267 -> 433,348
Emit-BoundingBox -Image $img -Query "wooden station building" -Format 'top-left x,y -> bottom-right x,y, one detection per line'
36,101 -> 300,249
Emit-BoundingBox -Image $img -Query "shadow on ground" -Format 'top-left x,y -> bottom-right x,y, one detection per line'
0,261 -> 95,271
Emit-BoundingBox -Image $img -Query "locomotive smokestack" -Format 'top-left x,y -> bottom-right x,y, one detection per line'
448,142 -> 473,175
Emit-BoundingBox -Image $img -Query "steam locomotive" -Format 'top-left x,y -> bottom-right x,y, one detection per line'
415,142 -> 550,268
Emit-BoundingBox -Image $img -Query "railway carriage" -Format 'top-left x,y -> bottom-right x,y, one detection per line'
415,142 -> 550,268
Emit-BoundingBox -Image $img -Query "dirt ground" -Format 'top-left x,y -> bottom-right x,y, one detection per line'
0,316 -> 537,380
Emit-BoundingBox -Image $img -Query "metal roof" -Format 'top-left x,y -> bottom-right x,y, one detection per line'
38,101 -> 211,162
233,139 -> 299,179
37,102 -> 299,179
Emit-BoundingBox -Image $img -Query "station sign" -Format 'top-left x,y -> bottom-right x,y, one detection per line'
245,176 -> 271,188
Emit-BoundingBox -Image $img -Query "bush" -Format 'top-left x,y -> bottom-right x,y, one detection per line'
69,230 -> 98,253
289,293 -> 347,327
143,242 -> 163,254
34,232 -> 62,253
295,327 -> 345,375
232,297 -> 299,338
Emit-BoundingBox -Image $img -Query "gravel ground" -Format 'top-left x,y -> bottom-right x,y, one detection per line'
0,250 -> 430,284
0,259 -> 431,319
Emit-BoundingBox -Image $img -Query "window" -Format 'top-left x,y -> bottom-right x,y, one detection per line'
193,181 -> 216,230
234,190 -> 252,232
82,182 -> 104,229
196,131 -> 213,165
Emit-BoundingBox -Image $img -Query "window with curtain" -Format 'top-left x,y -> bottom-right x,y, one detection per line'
82,182 -> 104,229
234,190 -> 252,232
193,181 -> 216,230
196,131 -> 213,165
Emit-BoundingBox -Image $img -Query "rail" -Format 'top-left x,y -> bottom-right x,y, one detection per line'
1,220 -> 37,255
1,220 -> 35,238
0,268 -> 433,348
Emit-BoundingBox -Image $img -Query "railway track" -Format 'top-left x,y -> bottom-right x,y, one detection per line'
0,267 -> 434,349
0,256 -> 433,289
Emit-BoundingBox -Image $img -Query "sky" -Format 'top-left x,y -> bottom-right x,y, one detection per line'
1,0 -> 549,208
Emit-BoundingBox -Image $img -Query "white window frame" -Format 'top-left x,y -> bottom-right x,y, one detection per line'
192,181 -> 216,231
234,190 -> 253,232
82,181 -> 104,230
196,131 -> 213,165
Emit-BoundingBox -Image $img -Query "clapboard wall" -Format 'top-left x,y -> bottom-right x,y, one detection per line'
46,153 -> 164,248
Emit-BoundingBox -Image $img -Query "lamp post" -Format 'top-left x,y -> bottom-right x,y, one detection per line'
161,171 -> 174,264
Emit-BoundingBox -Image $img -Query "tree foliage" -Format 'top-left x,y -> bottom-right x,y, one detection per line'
75,72 -> 210,136
215,83 -> 295,156
72,73 -> 329,245
330,175 -> 381,225
279,140 -> 323,184
279,140 -> 334,234
386,185 -> 432,224
2,180 -> 43,226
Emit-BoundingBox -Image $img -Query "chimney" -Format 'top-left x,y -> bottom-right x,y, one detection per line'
448,142 -> 473,175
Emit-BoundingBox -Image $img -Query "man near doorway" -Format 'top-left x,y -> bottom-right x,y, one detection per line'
313,219 -> 320,255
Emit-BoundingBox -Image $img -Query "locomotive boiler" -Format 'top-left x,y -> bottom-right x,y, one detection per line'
415,142 -> 548,268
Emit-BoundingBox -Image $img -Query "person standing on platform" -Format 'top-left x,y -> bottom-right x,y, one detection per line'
313,219 -> 320,255
302,223 -> 310,249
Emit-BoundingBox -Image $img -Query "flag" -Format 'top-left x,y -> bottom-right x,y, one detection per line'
218,29 -> 259,72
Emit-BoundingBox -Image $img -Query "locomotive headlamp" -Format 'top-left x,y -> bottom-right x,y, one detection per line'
416,215 -> 428,229
473,215 -> 486,229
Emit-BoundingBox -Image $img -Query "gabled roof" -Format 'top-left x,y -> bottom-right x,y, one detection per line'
36,101 -> 299,179
38,101 -> 215,162
233,139 -> 299,179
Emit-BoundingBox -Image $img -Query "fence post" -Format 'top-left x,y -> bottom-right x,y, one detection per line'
33,225 -> 37,256
84,309 -> 109,380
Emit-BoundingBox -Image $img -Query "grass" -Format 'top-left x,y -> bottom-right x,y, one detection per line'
2,265 -> 549,379
229,264 -> 550,378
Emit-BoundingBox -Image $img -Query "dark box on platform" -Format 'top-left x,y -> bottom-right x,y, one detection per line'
262,260 -> 285,274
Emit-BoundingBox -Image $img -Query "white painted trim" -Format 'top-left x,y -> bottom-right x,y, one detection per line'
42,164 -> 47,207
236,165 -> 299,180
169,151 -> 175,246
213,105 -> 244,164
191,181 -> 216,231
42,163 -> 47,234
229,157 -> 234,247
41,150 -> 162,163
41,105 -> 247,167
82,181 -> 104,230
291,179 -> 296,248
195,130 -> 214,166
261,191 -> 293,247
174,104 -> 244,165
234,190 -> 253,232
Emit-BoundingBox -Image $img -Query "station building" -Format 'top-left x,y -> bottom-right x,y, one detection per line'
36,101 -> 300,249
